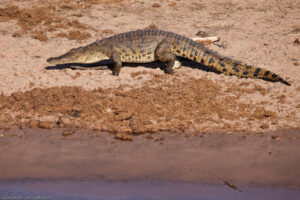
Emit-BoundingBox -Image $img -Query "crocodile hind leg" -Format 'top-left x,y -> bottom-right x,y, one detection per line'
111,50 -> 122,76
155,41 -> 176,74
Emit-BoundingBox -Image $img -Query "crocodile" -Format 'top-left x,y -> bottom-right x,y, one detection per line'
47,29 -> 290,86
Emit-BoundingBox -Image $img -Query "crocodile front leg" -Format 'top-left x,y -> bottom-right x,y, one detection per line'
111,50 -> 122,76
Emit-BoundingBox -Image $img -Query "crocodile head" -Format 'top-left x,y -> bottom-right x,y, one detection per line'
47,46 -> 109,65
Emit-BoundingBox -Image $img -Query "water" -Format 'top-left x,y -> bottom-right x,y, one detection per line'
0,179 -> 299,200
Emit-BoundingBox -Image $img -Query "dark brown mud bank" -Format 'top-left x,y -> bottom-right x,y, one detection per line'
0,128 -> 300,188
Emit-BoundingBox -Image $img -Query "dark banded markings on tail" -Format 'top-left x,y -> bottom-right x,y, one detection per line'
209,57 -> 215,64
264,71 -> 270,76
243,71 -> 249,75
246,65 -> 252,69
253,68 -> 261,77
219,60 -> 225,67
192,48 -> 197,54
232,64 -> 240,73
201,52 -> 208,63
272,74 -> 277,78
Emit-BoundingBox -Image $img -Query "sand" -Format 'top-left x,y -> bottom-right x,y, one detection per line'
0,0 -> 300,190
0,0 -> 299,133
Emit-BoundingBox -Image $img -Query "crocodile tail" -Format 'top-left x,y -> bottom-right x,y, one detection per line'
188,47 -> 291,86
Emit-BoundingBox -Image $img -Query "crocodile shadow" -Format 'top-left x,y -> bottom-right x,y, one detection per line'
45,59 -> 114,71
45,58 -> 289,85
45,57 -> 220,74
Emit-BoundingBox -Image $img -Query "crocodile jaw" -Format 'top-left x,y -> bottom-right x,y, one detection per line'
47,55 -> 109,65
47,48 -> 109,65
